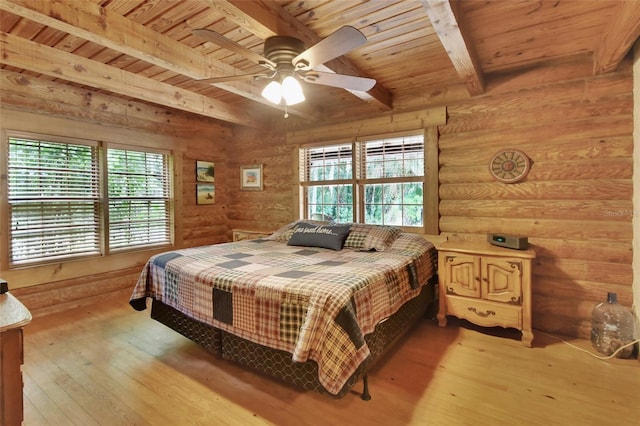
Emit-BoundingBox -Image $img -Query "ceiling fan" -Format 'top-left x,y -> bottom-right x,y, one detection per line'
192,26 -> 376,107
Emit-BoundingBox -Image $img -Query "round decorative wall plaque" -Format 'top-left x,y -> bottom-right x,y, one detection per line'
488,149 -> 531,183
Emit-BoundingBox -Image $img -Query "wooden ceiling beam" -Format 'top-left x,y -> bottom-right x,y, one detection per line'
199,0 -> 283,40
593,0 -> 640,74
420,0 -> 485,96
202,0 -> 393,111
0,0 -> 319,122
0,31 -> 263,127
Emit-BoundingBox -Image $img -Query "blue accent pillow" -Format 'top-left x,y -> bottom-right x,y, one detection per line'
287,223 -> 351,251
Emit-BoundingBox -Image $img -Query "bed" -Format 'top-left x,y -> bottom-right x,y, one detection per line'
130,221 -> 438,399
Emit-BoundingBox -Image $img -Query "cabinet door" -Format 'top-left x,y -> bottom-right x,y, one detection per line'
481,257 -> 523,305
441,253 -> 481,298
1,328 -> 24,426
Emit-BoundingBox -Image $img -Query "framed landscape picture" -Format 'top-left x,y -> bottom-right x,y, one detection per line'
196,184 -> 215,205
196,160 -> 215,182
240,164 -> 263,191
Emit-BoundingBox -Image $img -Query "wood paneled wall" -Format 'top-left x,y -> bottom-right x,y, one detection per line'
225,110 -> 447,236
438,59 -> 634,338
0,70 -> 232,315
226,126 -> 296,233
1,55 -> 635,340
181,134 -> 231,248
231,57 -> 635,340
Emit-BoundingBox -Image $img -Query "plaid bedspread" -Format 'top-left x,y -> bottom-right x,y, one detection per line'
130,233 -> 436,395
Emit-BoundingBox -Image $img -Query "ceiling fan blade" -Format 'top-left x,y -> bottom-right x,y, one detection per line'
301,71 -> 376,92
196,72 -> 273,84
192,29 -> 276,69
293,26 -> 367,71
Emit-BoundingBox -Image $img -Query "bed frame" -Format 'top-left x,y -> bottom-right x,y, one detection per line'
149,276 -> 437,400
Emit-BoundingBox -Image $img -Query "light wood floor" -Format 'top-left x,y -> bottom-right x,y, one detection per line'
20,290 -> 639,426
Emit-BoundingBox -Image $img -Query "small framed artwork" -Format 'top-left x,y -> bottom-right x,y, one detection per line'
240,164 -> 263,191
196,184 -> 215,205
196,160 -> 215,182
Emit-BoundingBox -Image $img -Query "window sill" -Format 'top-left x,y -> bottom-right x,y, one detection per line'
0,247 -> 172,290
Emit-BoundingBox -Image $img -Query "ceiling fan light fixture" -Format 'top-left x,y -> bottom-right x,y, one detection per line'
261,80 -> 282,104
261,76 -> 305,106
194,26 -> 375,112
281,76 -> 305,105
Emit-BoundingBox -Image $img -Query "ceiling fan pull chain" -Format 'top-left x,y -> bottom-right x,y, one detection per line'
284,103 -> 289,118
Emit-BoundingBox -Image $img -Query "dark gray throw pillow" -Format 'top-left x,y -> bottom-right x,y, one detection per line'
287,223 -> 351,251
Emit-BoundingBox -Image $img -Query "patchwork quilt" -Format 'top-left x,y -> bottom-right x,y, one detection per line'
130,232 -> 436,395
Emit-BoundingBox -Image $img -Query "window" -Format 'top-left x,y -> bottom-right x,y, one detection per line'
361,135 -> 424,226
8,137 -> 101,265
303,143 -> 354,222
107,147 -> 172,251
300,133 -> 426,227
6,133 -> 172,267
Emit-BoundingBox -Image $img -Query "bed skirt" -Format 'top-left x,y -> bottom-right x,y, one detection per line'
149,276 -> 436,398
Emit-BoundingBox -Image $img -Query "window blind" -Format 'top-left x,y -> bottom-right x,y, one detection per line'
300,133 -> 425,227
302,143 -> 353,182
362,135 -> 424,179
361,134 -> 424,226
8,137 -> 100,265
107,148 -> 172,250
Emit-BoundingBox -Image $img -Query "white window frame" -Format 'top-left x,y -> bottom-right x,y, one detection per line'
300,141 -> 355,223
106,143 -> 173,254
300,130 -> 434,231
3,131 -> 174,268
6,133 -> 102,266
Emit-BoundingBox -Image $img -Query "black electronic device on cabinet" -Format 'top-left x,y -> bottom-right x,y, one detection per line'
487,233 -> 528,250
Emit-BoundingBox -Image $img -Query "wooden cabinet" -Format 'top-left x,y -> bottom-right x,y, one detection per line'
1,291 -> 32,426
232,229 -> 272,242
437,241 -> 536,347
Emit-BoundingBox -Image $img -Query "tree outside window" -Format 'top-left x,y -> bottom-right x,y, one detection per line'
301,133 -> 425,227
6,133 -> 172,267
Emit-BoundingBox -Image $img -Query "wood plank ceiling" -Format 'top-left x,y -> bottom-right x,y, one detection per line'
1,0 -> 639,128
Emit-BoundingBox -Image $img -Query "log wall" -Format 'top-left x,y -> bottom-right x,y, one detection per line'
438,59 -> 634,338
225,125 -> 296,233
235,57 -> 634,339
0,70 -> 232,315
1,55 -> 635,339
224,108 -> 449,235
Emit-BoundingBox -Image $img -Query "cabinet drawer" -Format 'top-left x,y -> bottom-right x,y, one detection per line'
445,296 -> 522,329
